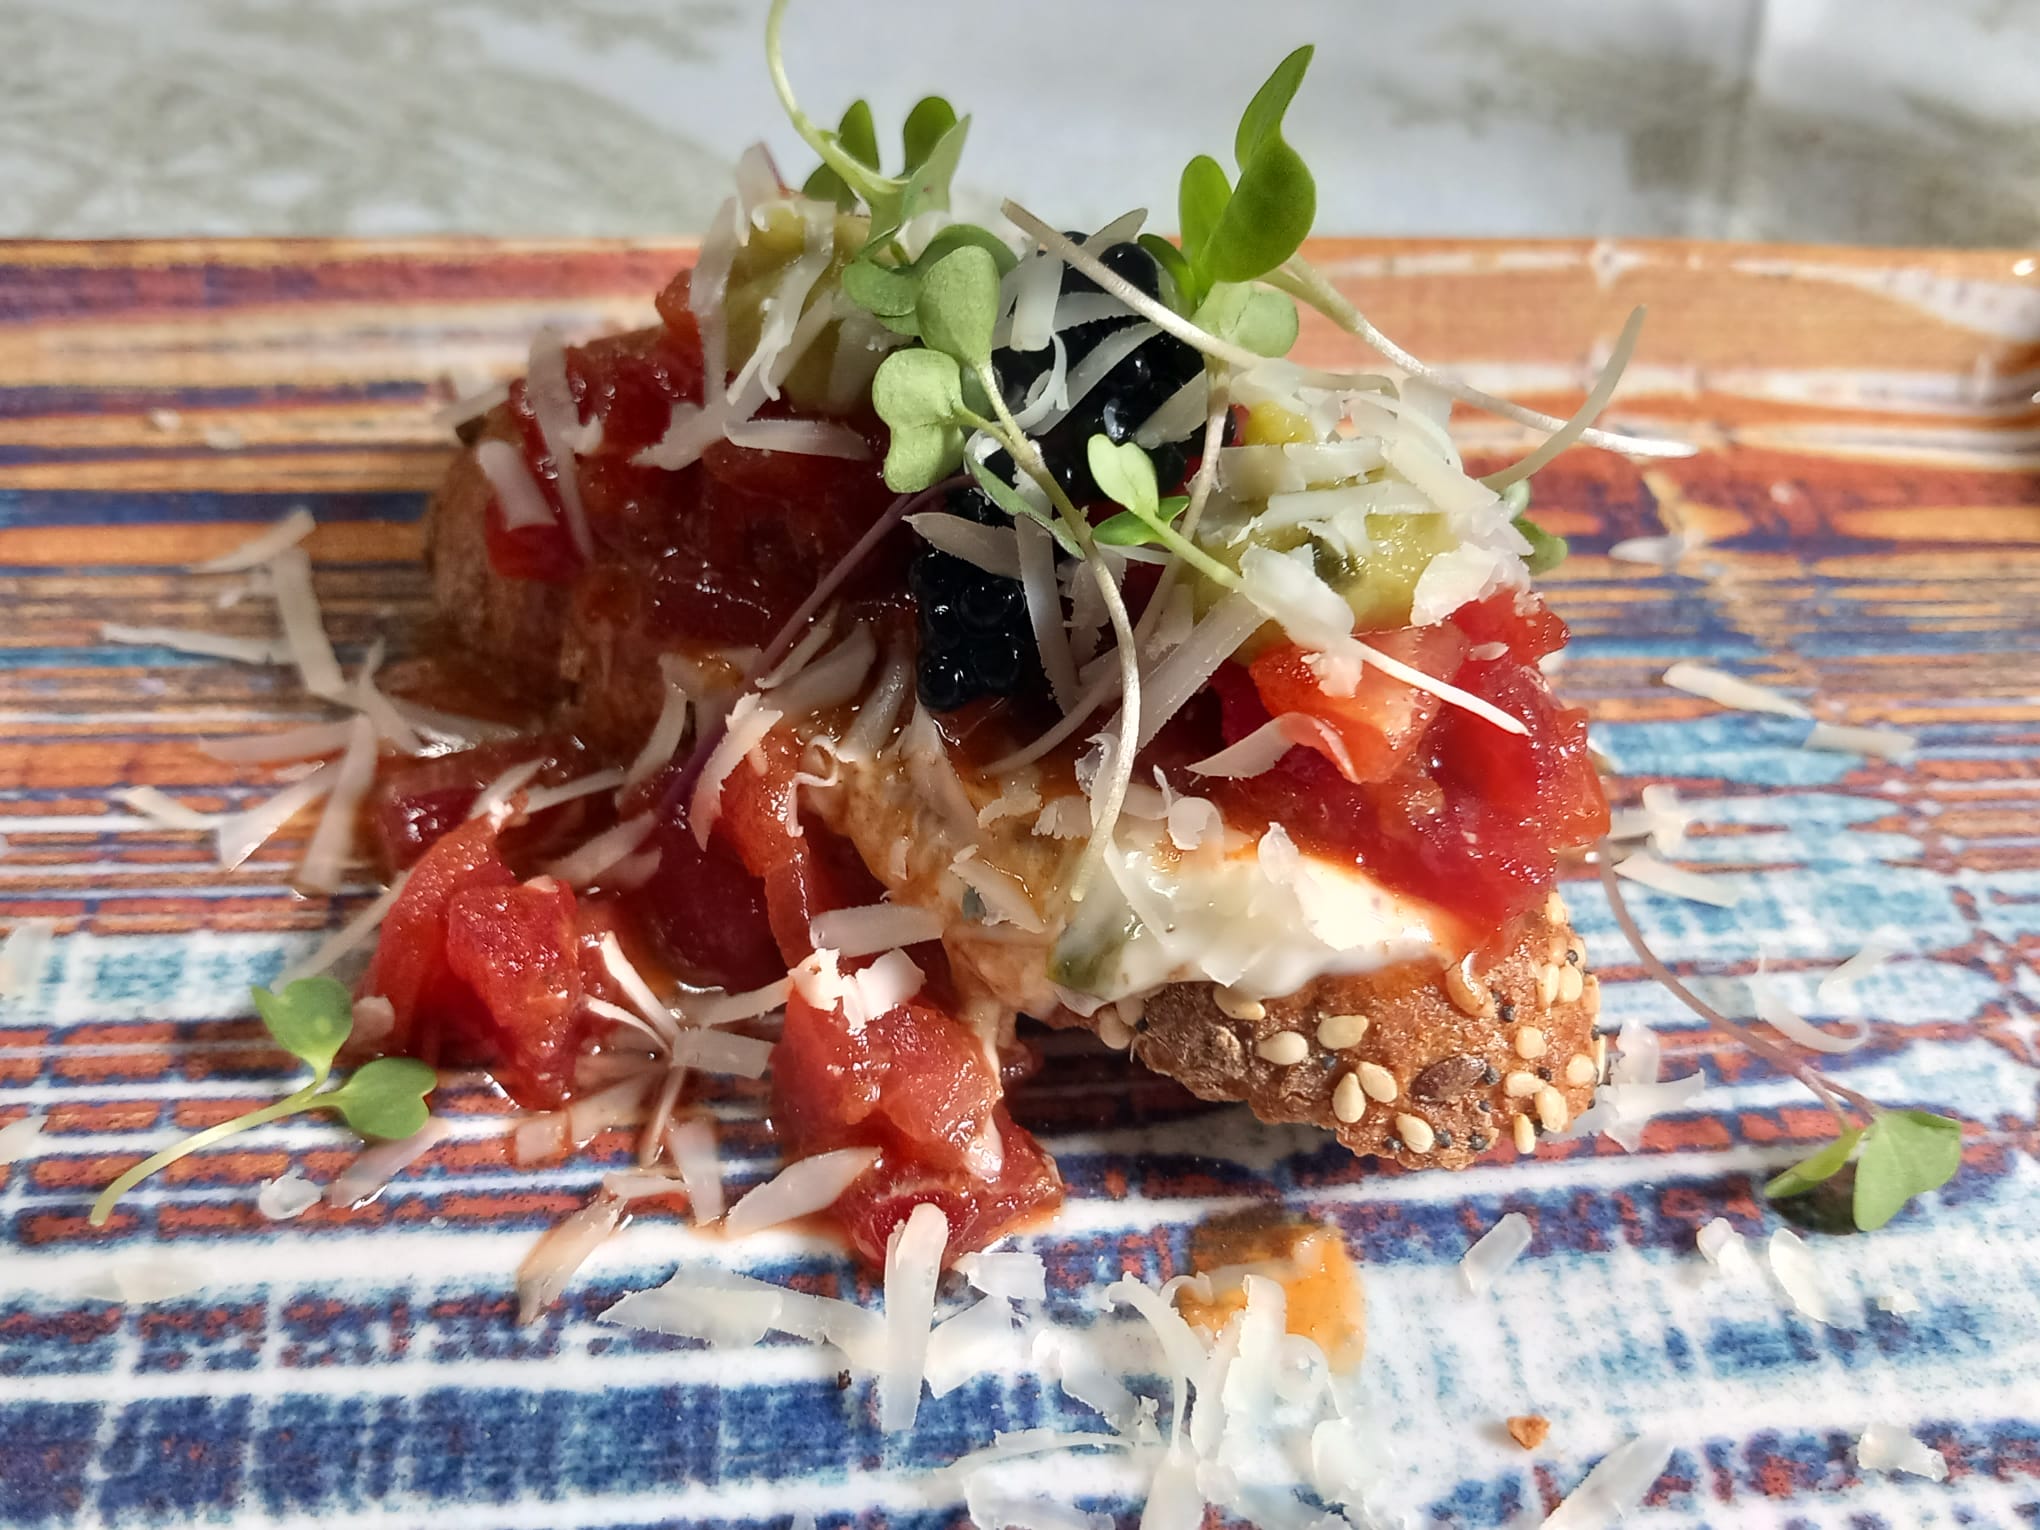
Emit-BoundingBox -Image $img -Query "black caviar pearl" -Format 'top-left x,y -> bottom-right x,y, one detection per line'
959,578 -> 1022,631
916,648 -> 973,711
968,633 -> 1025,692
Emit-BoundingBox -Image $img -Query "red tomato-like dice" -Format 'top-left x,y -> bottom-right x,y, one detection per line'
1247,625 -> 1468,783
358,817 -> 516,1056
443,876 -> 586,1108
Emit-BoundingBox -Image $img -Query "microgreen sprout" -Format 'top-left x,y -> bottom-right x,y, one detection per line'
1170,45 -> 1318,313
1765,1110 -> 1963,1232
1085,436 -> 1231,584
1598,855 -> 1962,1232
766,0 -> 970,252
88,977 -> 436,1226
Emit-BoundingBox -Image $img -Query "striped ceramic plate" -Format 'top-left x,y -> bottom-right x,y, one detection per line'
2,237 -> 2037,1529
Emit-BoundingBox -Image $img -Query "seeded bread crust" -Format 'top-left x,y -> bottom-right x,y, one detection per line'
424,407 -> 570,696
1078,895 -> 1602,1170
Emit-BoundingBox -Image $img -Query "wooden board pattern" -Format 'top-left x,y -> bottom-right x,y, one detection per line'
0,236 -> 2037,1529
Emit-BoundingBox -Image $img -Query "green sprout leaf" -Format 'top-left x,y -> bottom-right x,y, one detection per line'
1515,515 -> 1569,576
837,96 -> 880,168
802,98 -> 879,207
965,454 -> 1080,551
324,1056 -> 438,1141
1853,1110 -> 1962,1231
1194,282 -> 1299,358
1764,1126 -> 1863,1200
881,425 -> 965,492
901,95 -> 959,172
877,112 -> 972,249
766,0 -> 968,245
915,223 -> 1019,277
840,226 -> 1016,338
841,258 -> 921,323
873,346 -> 965,427
1201,134 -> 1315,285
88,983 -> 439,1226
252,976 -> 354,1081
1083,435 -> 1234,584
1234,44 -> 1314,165
1177,155 -> 1232,300
1097,494 -> 1189,547
1087,436 -> 1160,519
872,348 -> 969,491
1173,45 -> 1319,300
1138,233 -> 1194,308
914,245 -> 1000,368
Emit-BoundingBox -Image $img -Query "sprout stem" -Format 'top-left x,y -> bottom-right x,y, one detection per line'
89,1083 -> 318,1227
1597,849 -> 1862,1134
1268,258 -> 1697,461
976,367 -> 1140,901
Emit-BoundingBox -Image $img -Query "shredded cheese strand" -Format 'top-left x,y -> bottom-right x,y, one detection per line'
1267,258 -> 1696,460
1484,305 -> 1649,490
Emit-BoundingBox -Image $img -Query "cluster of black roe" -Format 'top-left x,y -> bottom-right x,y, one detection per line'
911,241 -> 1209,711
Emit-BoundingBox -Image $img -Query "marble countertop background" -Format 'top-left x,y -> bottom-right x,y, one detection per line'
3,0 -> 2036,246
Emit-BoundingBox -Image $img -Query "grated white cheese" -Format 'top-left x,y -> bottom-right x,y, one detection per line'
668,1028 -> 774,1078
1856,1422 -> 1948,1481
344,638 -> 426,755
101,623 -> 291,666
1696,1217 -> 1755,1276
724,418 -> 871,459
596,933 -> 681,1047
880,1201 -> 949,1434
468,758 -> 546,823
1611,849 -> 1743,908
544,813 -> 656,890
691,695 -> 783,849
724,1146 -> 881,1236
908,513 -> 1024,579
1767,1228 -> 1846,1327
925,1295 -> 1025,1398
685,977 -> 793,1027
85,1258 -> 211,1306
476,437 -> 557,531
600,1264 -> 883,1367
1017,515 -> 1078,710
1540,1434 -> 1674,1528
1460,1211 -> 1533,1294
525,327 -> 596,559
295,714 -> 377,895
215,760 -> 334,870
0,1113 -> 47,1165
326,1118 -> 450,1209
664,1117 -> 725,1224
113,785 -> 216,831
516,1194 -> 623,1325
1817,928 -> 1908,1007
1804,721 -> 1917,761
1187,712 -> 1356,782
624,660 -> 694,792
257,1170 -> 322,1221
1407,542 -> 1525,627
192,506 -> 315,573
202,720 -> 356,764
277,871 -> 409,984
265,546 -> 346,700
1663,660 -> 1812,720
1607,533 -> 1689,570
809,903 -> 945,959
522,769 -> 628,816
959,1250 -> 1048,1304
1751,979 -> 1870,1054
